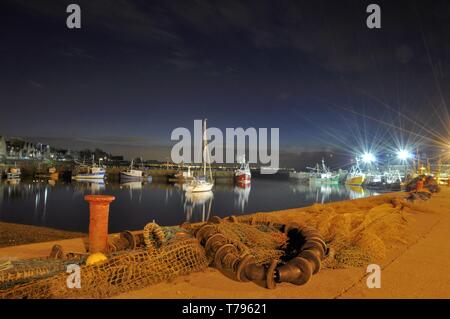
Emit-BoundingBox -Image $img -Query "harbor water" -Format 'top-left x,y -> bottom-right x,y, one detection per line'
0,178 -> 381,233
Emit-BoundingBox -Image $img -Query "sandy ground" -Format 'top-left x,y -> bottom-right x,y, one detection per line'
0,222 -> 85,248
1,188 -> 449,298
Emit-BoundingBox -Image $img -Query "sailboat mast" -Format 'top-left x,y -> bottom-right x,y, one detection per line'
203,119 -> 207,176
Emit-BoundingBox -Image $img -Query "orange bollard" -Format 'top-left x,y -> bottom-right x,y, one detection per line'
416,179 -> 424,192
84,195 -> 115,253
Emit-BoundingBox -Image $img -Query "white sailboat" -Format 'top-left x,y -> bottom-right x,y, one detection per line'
185,119 -> 214,193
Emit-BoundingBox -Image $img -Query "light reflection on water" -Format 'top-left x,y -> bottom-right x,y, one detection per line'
0,178 -> 379,233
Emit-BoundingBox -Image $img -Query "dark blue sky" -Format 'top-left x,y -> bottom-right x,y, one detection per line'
1,0 -> 449,166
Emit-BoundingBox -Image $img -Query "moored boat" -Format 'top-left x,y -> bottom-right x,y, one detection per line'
185,177 -> 214,192
307,159 -> 339,184
235,155 -> 251,185
346,160 -> 365,186
120,159 -> 143,180
7,165 -> 21,180
72,156 -> 106,180
168,166 -> 194,183
35,167 -> 59,180
346,175 -> 365,186
185,119 -> 214,193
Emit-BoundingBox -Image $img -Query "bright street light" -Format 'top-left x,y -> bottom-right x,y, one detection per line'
397,149 -> 412,161
361,152 -> 376,163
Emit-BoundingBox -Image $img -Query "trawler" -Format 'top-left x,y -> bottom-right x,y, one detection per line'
185,119 -> 214,193
234,155 -> 251,185
364,169 -> 402,190
308,159 -> 339,184
346,160 -> 365,186
72,156 -> 106,180
120,159 -> 143,180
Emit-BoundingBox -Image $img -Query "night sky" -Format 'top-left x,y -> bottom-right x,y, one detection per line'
1,0 -> 449,168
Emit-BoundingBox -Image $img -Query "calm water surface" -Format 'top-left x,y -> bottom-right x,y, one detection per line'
0,178 -> 380,233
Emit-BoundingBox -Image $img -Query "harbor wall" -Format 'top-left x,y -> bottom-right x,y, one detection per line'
0,160 -> 235,181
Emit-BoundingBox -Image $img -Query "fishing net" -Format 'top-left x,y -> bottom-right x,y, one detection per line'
209,222 -> 287,265
0,220 -> 302,297
0,257 -> 84,290
0,236 -> 207,299
233,193 -> 427,268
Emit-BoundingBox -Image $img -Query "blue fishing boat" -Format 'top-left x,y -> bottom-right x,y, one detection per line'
72,156 -> 106,180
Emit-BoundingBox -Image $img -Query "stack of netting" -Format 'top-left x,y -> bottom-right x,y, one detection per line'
235,194 -> 426,268
193,217 -> 327,289
0,225 -> 207,299
211,220 -> 288,265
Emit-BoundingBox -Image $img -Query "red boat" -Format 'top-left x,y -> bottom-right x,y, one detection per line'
235,155 -> 251,184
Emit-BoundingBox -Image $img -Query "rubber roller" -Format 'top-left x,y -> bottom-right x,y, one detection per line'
276,257 -> 312,285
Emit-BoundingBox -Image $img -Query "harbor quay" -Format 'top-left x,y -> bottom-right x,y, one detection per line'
1,186 -> 449,298
0,159 -> 238,182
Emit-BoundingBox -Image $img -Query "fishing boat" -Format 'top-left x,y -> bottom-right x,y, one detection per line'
235,155 -> 251,185
72,156 -> 106,180
168,166 -> 194,183
307,159 -> 339,184
120,159 -> 143,180
35,167 -> 59,180
7,165 -> 21,179
185,119 -> 214,193
346,161 -> 365,186
364,169 -> 402,191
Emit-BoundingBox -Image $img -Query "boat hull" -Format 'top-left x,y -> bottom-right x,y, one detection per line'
35,172 -> 59,180
235,173 -> 251,184
7,173 -> 21,179
185,182 -> 214,193
120,172 -> 143,180
346,175 -> 365,186
309,176 -> 339,184
72,173 -> 105,180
